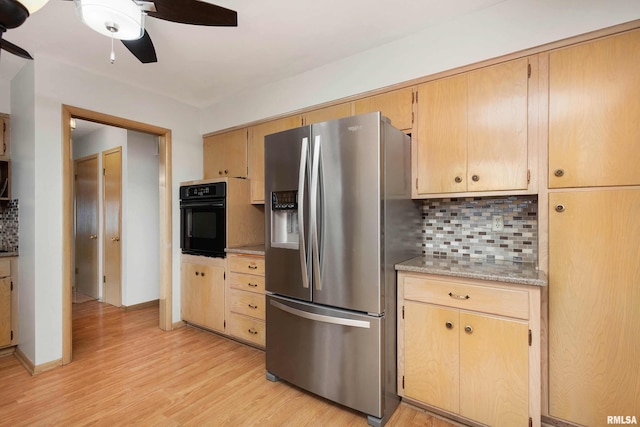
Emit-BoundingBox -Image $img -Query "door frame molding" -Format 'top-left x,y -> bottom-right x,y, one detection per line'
62,105 -> 173,365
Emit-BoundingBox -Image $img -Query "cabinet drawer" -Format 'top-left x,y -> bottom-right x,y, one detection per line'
229,255 -> 265,275
0,259 -> 10,278
228,313 -> 265,347
229,289 -> 265,320
229,272 -> 265,293
403,275 -> 529,320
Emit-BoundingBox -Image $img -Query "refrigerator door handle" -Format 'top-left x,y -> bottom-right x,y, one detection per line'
270,299 -> 371,329
298,137 -> 310,289
310,135 -> 322,291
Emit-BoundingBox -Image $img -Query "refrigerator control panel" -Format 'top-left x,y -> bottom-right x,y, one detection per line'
272,191 -> 298,210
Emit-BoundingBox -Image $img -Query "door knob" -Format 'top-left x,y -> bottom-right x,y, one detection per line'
111,236 -> 120,242
89,234 -> 97,240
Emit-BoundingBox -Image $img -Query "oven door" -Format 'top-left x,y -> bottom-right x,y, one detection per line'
180,199 -> 226,257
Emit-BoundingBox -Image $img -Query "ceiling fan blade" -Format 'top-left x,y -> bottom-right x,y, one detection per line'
148,0 -> 237,26
0,38 -> 33,60
121,29 -> 157,63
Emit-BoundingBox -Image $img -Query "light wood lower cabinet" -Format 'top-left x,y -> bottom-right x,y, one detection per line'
399,272 -> 540,427
181,255 -> 226,333
0,258 -> 17,349
227,254 -> 266,347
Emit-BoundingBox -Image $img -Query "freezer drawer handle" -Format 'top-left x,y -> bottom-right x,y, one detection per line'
270,299 -> 370,329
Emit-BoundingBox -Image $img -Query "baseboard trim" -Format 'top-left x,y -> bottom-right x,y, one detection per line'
172,321 -> 186,329
120,299 -> 159,312
542,415 -> 584,427
0,346 -> 16,357
15,347 -> 62,376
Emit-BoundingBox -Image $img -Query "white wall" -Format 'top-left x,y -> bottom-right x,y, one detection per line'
199,0 -> 640,132
10,55 -> 201,365
0,80 -> 10,113
125,130 -> 160,305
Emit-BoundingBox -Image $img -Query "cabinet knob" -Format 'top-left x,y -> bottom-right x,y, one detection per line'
218,170 -> 222,175
195,271 -> 199,276
248,328 -> 258,335
472,174 -> 480,182
464,325 -> 473,334
555,204 -> 566,213
554,169 -> 564,177
454,176 -> 462,183
224,169 -> 228,174
201,272 -> 205,277
445,321 -> 454,329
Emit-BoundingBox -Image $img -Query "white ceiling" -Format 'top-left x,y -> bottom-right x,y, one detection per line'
0,0 -> 507,108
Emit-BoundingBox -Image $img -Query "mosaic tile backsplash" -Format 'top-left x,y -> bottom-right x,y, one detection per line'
421,195 -> 538,264
0,199 -> 19,251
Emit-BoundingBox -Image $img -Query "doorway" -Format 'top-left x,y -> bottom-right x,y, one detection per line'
62,105 -> 173,365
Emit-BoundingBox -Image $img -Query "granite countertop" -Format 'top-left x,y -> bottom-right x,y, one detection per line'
396,255 -> 547,287
225,245 -> 266,256
0,251 -> 18,258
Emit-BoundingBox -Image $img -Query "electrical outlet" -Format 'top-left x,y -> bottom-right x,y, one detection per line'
492,215 -> 504,232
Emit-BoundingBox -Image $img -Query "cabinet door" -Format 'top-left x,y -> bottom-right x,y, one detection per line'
415,74 -> 467,194
248,115 -> 302,204
467,58 -> 529,192
181,262 -> 225,332
303,103 -> 352,125
0,277 -> 10,347
404,301 -> 459,413
203,128 -> 247,179
549,30 -> 640,188
459,311 -> 529,427
549,190 -> 640,426
354,87 -> 414,131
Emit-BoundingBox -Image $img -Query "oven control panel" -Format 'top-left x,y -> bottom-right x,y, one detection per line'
180,182 -> 226,200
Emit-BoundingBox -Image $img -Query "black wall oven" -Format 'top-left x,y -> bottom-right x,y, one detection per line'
180,182 -> 226,257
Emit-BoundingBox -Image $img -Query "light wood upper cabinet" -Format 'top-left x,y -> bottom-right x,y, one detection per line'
548,190 -> 640,426
303,102 -> 352,125
203,128 -> 248,179
354,87 -> 414,131
181,255 -> 225,333
548,29 -> 640,188
414,58 -> 530,197
248,115 -> 302,204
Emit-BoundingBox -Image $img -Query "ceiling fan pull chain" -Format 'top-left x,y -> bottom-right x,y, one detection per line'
110,31 -> 115,64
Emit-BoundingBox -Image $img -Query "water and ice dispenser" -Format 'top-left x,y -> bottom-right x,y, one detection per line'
271,191 -> 299,249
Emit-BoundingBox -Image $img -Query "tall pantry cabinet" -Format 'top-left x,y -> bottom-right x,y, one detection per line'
546,28 -> 640,426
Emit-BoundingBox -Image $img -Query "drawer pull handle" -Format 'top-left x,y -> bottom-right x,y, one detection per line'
248,303 -> 258,309
449,292 -> 470,300
465,325 -> 473,334
248,265 -> 258,270
248,283 -> 258,288
248,328 -> 258,335
445,321 -> 454,329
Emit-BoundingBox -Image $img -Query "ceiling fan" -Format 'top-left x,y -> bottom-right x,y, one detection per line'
0,0 -> 237,63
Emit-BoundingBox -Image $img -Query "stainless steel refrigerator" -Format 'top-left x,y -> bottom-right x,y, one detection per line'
264,112 -> 419,427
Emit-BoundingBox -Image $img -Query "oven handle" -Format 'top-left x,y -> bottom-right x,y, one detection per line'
180,200 -> 225,208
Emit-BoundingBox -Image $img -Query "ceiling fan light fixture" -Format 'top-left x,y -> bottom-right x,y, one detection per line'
18,0 -> 50,14
74,0 -> 144,41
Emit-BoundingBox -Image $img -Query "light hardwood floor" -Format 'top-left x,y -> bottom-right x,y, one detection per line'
0,300 -> 458,426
